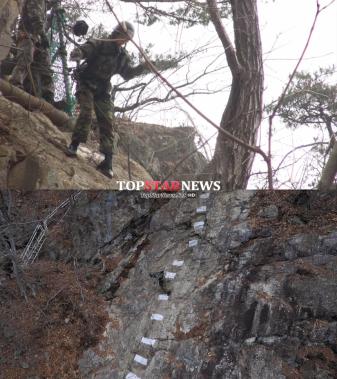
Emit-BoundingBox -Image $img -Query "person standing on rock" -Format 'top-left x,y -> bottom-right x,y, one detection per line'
66,21 -> 151,179
9,0 -> 55,103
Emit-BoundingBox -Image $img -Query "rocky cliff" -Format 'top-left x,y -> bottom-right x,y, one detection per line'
1,191 -> 337,378
0,96 -> 207,189
0,0 -> 22,60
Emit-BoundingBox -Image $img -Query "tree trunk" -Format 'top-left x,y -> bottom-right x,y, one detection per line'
318,143 -> 337,190
0,78 -> 72,130
208,0 -> 264,190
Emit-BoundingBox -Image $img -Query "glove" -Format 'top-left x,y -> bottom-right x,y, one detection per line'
70,48 -> 83,62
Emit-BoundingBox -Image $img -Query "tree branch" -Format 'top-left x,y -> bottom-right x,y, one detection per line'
206,0 -> 240,74
104,0 -> 269,166
268,0 -> 331,186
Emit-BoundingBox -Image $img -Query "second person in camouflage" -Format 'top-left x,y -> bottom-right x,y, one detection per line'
10,0 -> 54,103
67,21 -> 150,179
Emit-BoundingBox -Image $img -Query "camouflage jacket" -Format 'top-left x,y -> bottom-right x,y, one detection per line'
19,0 -> 47,36
77,38 -> 147,83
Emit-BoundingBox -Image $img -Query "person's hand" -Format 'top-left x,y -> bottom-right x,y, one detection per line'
70,48 -> 83,62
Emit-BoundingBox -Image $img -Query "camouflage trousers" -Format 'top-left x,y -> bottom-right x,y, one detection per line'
72,81 -> 119,155
10,35 -> 54,103
10,36 -> 34,85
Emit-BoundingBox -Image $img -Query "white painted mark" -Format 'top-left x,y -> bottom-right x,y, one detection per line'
134,354 -> 148,366
151,313 -> 164,321
172,260 -> 184,267
196,206 -> 207,213
164,271 -> 176,279
189,239 -> 198,248
141,337 -> 156,346
200,193 -> 210,199
126,373 -> 141,379
158,294 -> 169,301
193,221 -> 205,232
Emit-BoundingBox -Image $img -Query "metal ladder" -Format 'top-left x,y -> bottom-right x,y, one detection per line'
20,192 -> 82,265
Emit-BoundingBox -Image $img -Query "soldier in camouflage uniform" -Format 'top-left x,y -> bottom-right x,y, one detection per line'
66,21 -> 150,179
10,0 -> 54,103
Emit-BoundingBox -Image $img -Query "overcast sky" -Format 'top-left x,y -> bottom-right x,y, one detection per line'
81,0 -> 337,188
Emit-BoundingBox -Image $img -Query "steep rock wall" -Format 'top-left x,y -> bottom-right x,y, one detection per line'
36,191 -> 337,378
82,191 -> 337,379
2,191 -> 337,378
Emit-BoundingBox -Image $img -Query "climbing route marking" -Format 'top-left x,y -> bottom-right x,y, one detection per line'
126,372 -> 141,379
151,313 -> 164,321
124,196 -> 211,378
134,354 -> 148,366
164,272 -> 176,279
189,239 -> 198,248
193,221 -> 205,232
141,337 -> 156,346
200,193 -> 210,199
172,260 -> 184,267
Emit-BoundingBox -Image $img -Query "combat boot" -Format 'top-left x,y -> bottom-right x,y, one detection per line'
66,140 -> 80,157
97,153 -> 113,179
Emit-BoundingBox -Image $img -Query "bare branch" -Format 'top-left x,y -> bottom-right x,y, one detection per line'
104,0 -> 270,166
268,0 -> 334,188
206,0 -> 240,74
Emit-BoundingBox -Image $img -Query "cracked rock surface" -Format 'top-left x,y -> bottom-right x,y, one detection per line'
53,191 -> 337,379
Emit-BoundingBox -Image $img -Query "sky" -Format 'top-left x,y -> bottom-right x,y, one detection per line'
74,0 -> 337,188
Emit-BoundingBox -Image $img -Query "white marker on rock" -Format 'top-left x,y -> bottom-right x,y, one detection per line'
196,206 -> 207,214
164,271 -> 176,279
158,294 -> 169,301
200,193 -> 210,199
189,239 -> 198,248
141,337 -> 156,346
151,313 -> 164,321
172,260 -> 184,267
126,373 -> 141,379
134,354 -> 148,366
193,221 -> 205,232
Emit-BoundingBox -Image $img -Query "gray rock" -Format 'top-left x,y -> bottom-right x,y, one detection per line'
8,190 -> 337,379
79,349 -> 108,377
3,326 -> 15,339
258,204 -> 279,219
287,215 -> 305,225
229,222 -> 253,248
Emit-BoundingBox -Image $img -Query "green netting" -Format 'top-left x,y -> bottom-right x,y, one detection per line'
49,6 -> 75,116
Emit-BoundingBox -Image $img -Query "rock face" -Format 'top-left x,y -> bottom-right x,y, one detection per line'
0,96 -> 207,189
2,191 -> 337,378
42,192 -> 166,264
0,0 -> 23,60
0,97 -> 151,189
117,120 -> 207,180
37,191 -> 337,378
